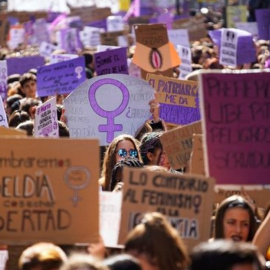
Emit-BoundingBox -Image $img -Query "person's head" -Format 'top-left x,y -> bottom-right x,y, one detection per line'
110,156 -> 144,191
214,195 -> 257,242
60,253 -> 108,270
190,240 -> 265,270
8,109 -> 30,127
101,134 -> 141,191
140,132 -> 170,170
16,120 -> 34,136
18,242 -> 67,270
19,72 -> 37,98
5,94 -> 23,117
20,98 -> 40,119
104,254 -> 142,270
125,212 -> 190,270
58,121 -> 70,137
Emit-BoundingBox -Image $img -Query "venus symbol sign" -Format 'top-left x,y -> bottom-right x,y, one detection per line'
89,78 -> 129,143
63,74 -> 155,146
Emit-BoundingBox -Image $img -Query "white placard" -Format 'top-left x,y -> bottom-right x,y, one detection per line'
106,16 -> 124,32
100,191 -> 122,247
177,45 -> 192,80
0,250 -> 8,270
168,29 -> 190,48
79,26 -> 103,48
96,45 -> 120,52
8,27 -> 25,50
50,54 -> 78,64
34,97 -> 59,137
0,96 -> 8,128
235,22 -> 258,40
0,61 -> 8,101
39,42 -> 58,58
220,28 -> 238,67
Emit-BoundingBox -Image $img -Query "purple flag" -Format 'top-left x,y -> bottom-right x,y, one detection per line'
37,56 -> 86,97
94,47 -> 128,76
255,9 -> 270,40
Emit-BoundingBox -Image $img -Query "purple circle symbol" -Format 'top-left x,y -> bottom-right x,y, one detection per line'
89,78 -> 129,143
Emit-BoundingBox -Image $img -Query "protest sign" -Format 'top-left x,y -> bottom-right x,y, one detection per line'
0,137 -> 100,244
167,29 -> 190,48
39,42 -> 57,58
215,187 -> 270,209
189,134 -> 205,176
34,97 -> 59,138
160,121 -> 202,169
29,18 -> 50,45
6,56 -> 45,76
0,61 -> 7,101
209,28 -> 256,67
147,73 -> 200,125
64,74 -> 155,146
132,24 -> 180,79
0,96 -> 8,128
80,26 -> 102,48
70,6 -> 111,24
173,15 -> 208,41
100,30 -> 128,46
128,60 -> 141,78
7,25 -> 25,50
87,19 -> 107,31
177,45 -> 192,80
235,22 -> 258,40
106,16 -> 124,32
226,6 -> 246,28
57,28 -> 82,54
94,47 -> 128,76
119,167 -> 215,251
96,45 -> 120,52
0,250 -> 8,270
100,191 -> 122,247
199,70 -> 270,185
50,54 -> 78,64
37,56 -> 86,97
0,126 -> 26,136
255,9 -> 270,40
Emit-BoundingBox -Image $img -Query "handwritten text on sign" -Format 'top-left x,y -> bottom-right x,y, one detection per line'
119,167 -> 215,251
200,71 -> 270,184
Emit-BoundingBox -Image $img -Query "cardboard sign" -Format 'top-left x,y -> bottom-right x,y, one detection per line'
255,9 -> 270,40
0,137 -> 100,244
215,187 -> 270,209
70,7 -> 111,24
37,56 -> 86,97
0,126 -> 26,136
160,121 -> 202,169
132,24 -> 180,79
6,56 -> 45,76
147,73 -> 200,125
34,97 -> 59,138
119,167 -> 215,251
173,15 -> 208,41
94,47 -> 128,76
100,191 -> 122,247
0,96 -> 8,128
199,70 -> 270,185
226,5 -> 247,28
177,45 -> 192,80
63,74 -> 155,146
100,30 -> 128,46
189,134 -> 205,176
0,61 -> 8,101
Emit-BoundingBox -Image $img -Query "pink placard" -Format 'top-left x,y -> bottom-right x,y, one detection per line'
200,71 -> 270,185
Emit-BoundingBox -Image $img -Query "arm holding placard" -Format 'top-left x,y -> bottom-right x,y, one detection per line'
253,210 -> 270,259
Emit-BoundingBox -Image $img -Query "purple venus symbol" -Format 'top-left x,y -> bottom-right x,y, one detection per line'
88,78 -> 129,143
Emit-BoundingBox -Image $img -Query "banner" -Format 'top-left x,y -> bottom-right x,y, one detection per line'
64,74 -> 155,145
0,137 -> 100,244
160,121 -> 202,169
199,70 -> 270,185
119,167 -> 215,251
147,73 -> 200,125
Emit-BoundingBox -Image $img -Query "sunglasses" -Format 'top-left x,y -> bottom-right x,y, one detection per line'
117,148 -> 138,158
